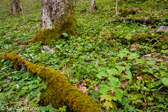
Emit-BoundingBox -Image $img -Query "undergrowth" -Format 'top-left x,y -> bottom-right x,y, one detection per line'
0,0 -> 168,111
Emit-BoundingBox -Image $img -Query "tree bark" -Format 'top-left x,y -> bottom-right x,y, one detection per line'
33,0 -> 77,44
90,0 -> 96,10
116,0 -> 118,15
41,0 -> 75,30
11,0 -> 22,14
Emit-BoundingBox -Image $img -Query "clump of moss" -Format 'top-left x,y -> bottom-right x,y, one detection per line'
130,33 -> 155,43
32,14 -> 77,44
0,56 -> 5,60
119,8 -> 139,17
129,92 -> 143,108
122,33 -> 156,44
2,51 -> 103,112
67,59 -> 77,65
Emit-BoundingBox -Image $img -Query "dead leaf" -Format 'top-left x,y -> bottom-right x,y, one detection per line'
122,83 -> 128,88
131,44 -> 138,51
74,82 -> 88,93
144,54 -> 151,57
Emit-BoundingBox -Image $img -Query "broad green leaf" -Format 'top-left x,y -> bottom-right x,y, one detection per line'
0,93 -> 3,98
129,53 -> 139,59
123,70 -> 132,80
116,66 -> 125,73
107,68 -> 120,75
114,89 -> 123,102
162,78 -> 168,87
100,94 -> 117,102
107,76 -> 121,87
103,101 -> 112,110
117,52 -> 125,59
99,85 -> 111,94
97,71 -> 108,79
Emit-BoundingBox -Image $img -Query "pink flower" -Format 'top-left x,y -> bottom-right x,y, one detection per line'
122,64 -> 126,67
124,72 -> 128,76
101,76 -> 110,81
111,90 -> 115,94
117,49 -> 120,52
146,24 -> 149,27
75,43 -> 79,47
123,57 -> 128,60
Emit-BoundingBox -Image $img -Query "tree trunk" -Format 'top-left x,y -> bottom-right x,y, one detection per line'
41,0 -> 75,29
33,0 -> 77,44
11,0 -> 22,14
74,0 -> 77,5
90,0 -> 96,10
116,0 -> 118,15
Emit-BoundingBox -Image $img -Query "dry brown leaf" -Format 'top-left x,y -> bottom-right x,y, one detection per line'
121,83 -> 128,88
74,82 -> 88,93
131,44 -> 138,51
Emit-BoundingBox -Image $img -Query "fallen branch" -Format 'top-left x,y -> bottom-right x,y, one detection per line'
1,51 -> 103,112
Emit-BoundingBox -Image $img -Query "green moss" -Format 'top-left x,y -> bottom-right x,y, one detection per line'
129,92 -> 142,108
0,56 -> 5,60
3,51 -> 103,112
67,59 -> 77,65
122,33 -> 155,44
130,33 -> 154,43
32,14 -> 77,44
119,8 -> 138,17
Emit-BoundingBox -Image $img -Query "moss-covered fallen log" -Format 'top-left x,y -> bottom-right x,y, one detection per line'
1,51 -> 103,112
114,19 -> 168,25
121,33 -> 157,44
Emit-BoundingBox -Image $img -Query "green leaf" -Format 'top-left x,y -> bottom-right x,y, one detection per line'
29,85 -> 37,90
103,101 -> 112,110
123,70 -> 132,80
97,71 -> 108,79
107,68 -> 120,75
114,89 -> 123,102
129,53 -> 139,60
99,85 -> 111,94
117,52 -> 125,59
100,94 -> 117,102
107,76 -> 121,87
161,78 -> 168,87
116,66 -> 125,73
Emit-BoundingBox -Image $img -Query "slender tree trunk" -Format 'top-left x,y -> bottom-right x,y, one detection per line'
33,0 -> 77,44
90,0 -> 96,10
11,0 -> 22,14
74,0 -> 77,4
116,0 -> 118,15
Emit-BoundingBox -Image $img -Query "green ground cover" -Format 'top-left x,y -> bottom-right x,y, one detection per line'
0,0 -> 168,111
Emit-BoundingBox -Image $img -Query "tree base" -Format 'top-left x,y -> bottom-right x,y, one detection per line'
32,14 -> 77,44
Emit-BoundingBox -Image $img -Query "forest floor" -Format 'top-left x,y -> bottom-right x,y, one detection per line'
0,0 -> 168,111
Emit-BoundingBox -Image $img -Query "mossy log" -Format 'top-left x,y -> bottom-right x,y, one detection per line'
122,33 -> 156,44
1,51 -> 103,112
119,8 -> 137,17
115,19 -> 168,25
